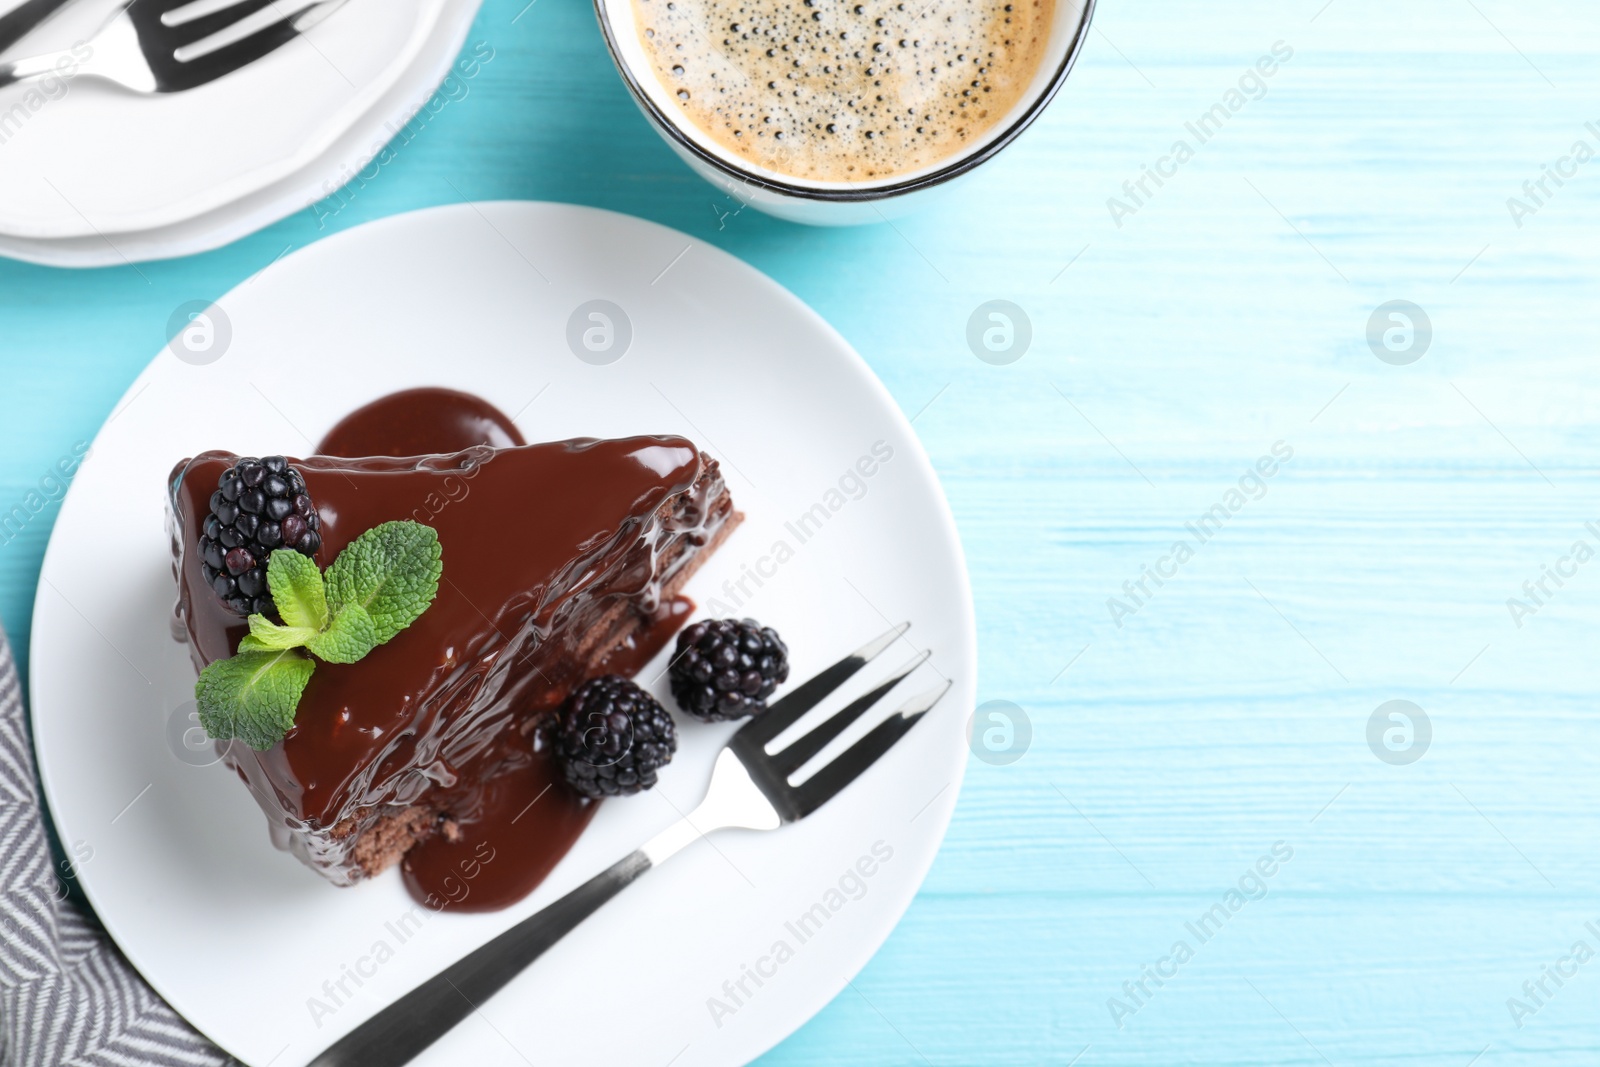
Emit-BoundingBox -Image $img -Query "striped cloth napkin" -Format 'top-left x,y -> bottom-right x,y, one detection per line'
0,631 -> 231,1066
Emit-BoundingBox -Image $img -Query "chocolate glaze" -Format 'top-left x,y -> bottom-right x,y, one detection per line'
595,595 -> 695,677
398,590 -> 694,911
400,594 -> 696,912
167,403 -> 738,910
399,745 -> 575,913
318,387 -> 526,457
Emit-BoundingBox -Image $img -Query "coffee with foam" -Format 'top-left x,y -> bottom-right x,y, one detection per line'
632,0 -> 1055,182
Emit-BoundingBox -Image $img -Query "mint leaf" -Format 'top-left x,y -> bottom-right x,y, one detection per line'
195,650 -> 315,751
198,520 -> 442,749
267,549 -> 328,631
323,521 -> 443,647
306,603 -> 380,664
239,613 -> 319,653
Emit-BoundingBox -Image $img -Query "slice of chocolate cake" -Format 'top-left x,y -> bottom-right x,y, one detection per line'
167,435 -> 739,897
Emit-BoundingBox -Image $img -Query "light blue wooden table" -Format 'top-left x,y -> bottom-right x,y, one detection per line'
4,0 -> 1599,1062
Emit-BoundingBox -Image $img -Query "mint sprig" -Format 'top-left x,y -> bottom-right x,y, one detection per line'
196,520 -> 444,750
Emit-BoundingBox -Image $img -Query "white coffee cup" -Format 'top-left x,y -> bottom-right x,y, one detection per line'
593,0 -> 1096,225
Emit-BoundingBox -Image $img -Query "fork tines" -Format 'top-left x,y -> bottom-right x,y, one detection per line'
730,622 -> 951,821
130,0 -> 346,92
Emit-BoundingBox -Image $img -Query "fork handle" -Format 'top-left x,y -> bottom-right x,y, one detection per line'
305,751 -> 759,1066
307,849 -> 655,1067
0,44 -> 75,92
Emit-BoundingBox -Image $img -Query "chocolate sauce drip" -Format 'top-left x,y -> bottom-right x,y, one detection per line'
318,387 -> 526,457
399,746 -> 582,913
167,391 -> 737,913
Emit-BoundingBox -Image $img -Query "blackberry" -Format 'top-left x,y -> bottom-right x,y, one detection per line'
669,618 -> 789,722
550,676 -> 677,798
198,455 -> 322,617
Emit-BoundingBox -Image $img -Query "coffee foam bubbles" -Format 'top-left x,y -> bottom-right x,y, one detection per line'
633,0 -> 1054,182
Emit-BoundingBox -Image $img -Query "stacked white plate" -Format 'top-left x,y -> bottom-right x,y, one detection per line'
0,0 -> 483,267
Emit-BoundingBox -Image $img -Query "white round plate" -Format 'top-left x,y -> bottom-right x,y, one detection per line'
30,202 -> 974,1067
0,0 -> 482,267
0,0 -> 450,240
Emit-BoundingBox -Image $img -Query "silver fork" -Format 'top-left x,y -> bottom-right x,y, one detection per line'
0,0 -> 347,94
307,622 -> 950,1067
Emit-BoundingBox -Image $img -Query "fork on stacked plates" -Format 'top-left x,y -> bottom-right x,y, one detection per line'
0,0 -> 349,94
0,0 -> 476,267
